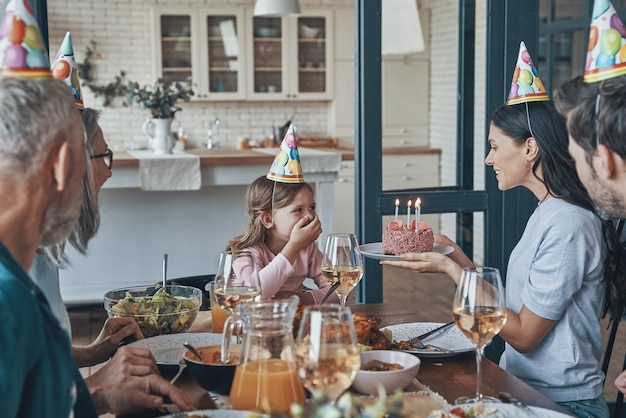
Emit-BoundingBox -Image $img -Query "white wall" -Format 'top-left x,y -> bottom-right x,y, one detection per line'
47,0 -> 351,151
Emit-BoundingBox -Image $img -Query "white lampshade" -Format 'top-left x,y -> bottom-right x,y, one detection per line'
253,0 -> 301,16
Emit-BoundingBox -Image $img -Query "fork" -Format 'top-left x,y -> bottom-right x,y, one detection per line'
409,337 -> 454,353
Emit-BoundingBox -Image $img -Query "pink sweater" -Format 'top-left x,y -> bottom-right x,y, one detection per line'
236,242 -> 339,304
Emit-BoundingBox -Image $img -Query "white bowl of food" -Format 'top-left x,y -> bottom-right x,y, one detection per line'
299,24 -> 320,39
352,350 -> 420,395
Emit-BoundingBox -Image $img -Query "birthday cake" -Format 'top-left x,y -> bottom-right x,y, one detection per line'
382,219 -> 434,255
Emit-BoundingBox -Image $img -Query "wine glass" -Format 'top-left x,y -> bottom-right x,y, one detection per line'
321,233 -> 364,306
213,250 -> 262,336
452,267 -> 507,404
295,304 -> 361,403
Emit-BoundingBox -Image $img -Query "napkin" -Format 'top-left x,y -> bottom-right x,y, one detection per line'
127,149 -> 201,191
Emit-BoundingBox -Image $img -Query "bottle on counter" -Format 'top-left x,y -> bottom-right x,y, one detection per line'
176,126 -> 187,151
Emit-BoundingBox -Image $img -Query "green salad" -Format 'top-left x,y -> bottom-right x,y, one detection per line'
109,285 -> 199,337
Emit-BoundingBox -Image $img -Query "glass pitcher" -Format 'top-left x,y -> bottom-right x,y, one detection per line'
222,295 -> 305,415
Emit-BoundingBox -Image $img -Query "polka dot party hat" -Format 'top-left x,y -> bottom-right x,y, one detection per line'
267,124 -> 304,183
584,0 -> 626,83
507,41 -> 549,105
0,0 -> 51,79
51,32 -> 84,109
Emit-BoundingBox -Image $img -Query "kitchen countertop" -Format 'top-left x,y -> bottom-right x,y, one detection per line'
112,146 -> 441,167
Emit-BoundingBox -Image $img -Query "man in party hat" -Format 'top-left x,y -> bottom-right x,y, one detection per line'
553,3 -> 626,400
267,124 -> 304,183
51,31 -> 83,109
553,0 -> 626,221
584,0 -> 626,83
507,41 -> 549,105
0,2 -> 196,415
0,0 -> 51,79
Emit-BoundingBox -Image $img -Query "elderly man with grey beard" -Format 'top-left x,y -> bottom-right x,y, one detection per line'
0,77 -> 196,417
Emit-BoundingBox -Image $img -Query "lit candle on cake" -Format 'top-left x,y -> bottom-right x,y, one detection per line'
394,199 -> 399,221
415,198 -> 421,231
406,200 -> 412,226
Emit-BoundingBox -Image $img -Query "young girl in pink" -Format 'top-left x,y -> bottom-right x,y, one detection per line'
227,175 -> 338,305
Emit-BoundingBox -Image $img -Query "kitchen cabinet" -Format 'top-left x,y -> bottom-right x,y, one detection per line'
246,10 -> 333,100
152,6 -> 247,100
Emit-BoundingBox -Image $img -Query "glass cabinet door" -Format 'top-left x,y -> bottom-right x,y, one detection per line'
159,15 -> 192,84
296,17 -> 326,93
252,17 -> 283,94
206,15 -> 241,94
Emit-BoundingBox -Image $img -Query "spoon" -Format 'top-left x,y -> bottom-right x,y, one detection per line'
162,253 -> 168,289
183,341 -> 203,361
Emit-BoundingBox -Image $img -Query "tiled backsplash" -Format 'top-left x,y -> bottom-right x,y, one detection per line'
47,0 -> 351,151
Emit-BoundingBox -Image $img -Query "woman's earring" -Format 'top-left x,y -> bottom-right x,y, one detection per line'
525,159 -> 533,170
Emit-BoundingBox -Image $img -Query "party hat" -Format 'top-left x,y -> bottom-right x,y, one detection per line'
584,0 -> 626,83
0,0 -> 51,79
266,124 -> 304,183
507,41 -> 549,105
51,32 -> 84,109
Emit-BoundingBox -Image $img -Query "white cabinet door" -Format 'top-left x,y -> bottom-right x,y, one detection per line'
246,10 -> 333,101
381,58 -> 429,148
152,7 -> 246,101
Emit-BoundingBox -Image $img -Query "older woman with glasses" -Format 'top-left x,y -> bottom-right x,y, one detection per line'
30,108 -> 194,415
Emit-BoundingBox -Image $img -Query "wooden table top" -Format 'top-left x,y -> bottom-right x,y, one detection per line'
120,303 -> 572,417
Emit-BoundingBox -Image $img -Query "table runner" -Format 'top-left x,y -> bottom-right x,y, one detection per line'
127,149 -> 201,191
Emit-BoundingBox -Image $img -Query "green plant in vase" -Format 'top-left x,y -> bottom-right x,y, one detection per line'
125,79 -> 194,154
125,78 -> 194,119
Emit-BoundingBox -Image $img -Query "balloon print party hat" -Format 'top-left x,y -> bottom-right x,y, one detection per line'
584,0 -> 626,83
267,124 -> 304,183
51,32 -> 84,109
0,0 -> 51,79
507,41 -> 549,105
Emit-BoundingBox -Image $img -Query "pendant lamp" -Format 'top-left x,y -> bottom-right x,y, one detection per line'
253,0 -> 301,16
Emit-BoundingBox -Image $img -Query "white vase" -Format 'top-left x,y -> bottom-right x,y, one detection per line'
143,117 -> 175,154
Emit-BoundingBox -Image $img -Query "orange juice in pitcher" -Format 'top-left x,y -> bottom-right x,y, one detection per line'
230,359 -> 305,414
222,296 -> 304,414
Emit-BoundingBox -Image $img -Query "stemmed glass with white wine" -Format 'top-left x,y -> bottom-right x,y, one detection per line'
321,233 -> 363,306
452,267 -> 507,404
213,250 -> 262,335
295,304 -> 361,403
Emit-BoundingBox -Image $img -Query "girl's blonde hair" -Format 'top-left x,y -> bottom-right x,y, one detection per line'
227,176 -> 313,251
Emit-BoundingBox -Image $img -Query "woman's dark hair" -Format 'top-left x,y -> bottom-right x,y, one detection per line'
492,101 -> 626,319
492,101 -> 591,210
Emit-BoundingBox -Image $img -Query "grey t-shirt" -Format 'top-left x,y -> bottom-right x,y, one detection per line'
500,197 -> 605,402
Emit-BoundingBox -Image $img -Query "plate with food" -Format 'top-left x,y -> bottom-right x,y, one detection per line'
128,332 -> 225,367
428,402 -> 573,417
383,322 -> 474,358
359,243 -> 454,260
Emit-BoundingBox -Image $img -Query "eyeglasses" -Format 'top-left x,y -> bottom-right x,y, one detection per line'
90,148 -> 113,169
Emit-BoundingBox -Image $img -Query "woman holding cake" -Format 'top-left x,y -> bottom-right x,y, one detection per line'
382,42 -> 625,418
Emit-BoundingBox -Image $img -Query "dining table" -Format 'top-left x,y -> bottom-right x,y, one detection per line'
118,302 -> 573,417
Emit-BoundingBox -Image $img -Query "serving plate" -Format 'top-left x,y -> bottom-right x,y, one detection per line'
383,322 -> 474,358
128,332 -> 225,366
359,242 -> 454,261
428,402 -> 573,417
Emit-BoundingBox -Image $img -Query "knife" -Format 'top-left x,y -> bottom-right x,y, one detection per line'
499,391 -> 534,413
414,321 -> 455,341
